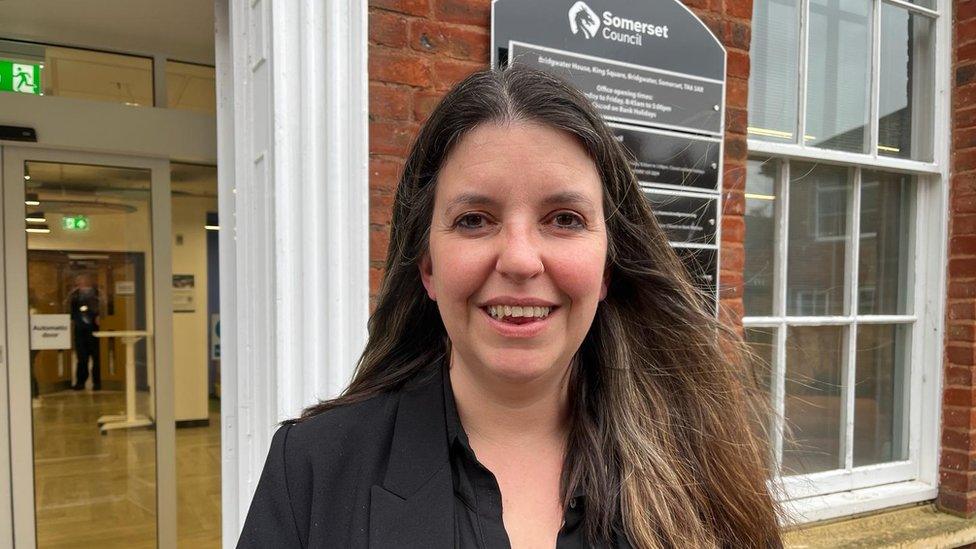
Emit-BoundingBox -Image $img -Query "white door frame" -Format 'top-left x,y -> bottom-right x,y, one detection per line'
1,146 -> 176,548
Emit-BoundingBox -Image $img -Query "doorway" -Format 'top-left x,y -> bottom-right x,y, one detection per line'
2,147 -> 177,548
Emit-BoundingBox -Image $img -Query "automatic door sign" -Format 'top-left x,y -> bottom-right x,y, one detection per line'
641,189 -> 717,246
30,314 -> 72,350
610,123 -> 720,192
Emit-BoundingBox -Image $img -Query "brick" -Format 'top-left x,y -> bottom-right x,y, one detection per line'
960,0 -> 976,23
949,344 -> 976,366
370,190 -> 395,225
413,89 -> 445,122
954,193 -> 976,214
433,59 -> 487,91
722,216 -> 745,243
957,128 -> 976,151
723,163 -> 747,193
944,406 -> 976,429
726,107 -> 748,135
370,266 -> 386,295
718,271 -> 743,300
955,84 -> 976,112
370,83 -> 412,121
953,173 -> 976,197
956,106 -> 976,130
433,0 -> 490,26
960,64 -> 976,89
727,49 -> 750,80
951,324 -> 976,343
959,18 -> 976,47
724,20 -> 751,51
370,226 -> 391,262
369,10 -> 409,48
943,427 -> 976,453
956,215 -> 976,236
369,0 -> 429,17
369,49 -> 432,87
952,235 -> 976,256
370,157 -> 403,195
945,387 -> 976,407
725,0 -> 753,20
937,491 -> 976,516
947,365 -> 975,387
410,20 -> 489,62
942,470 -> 976,494
941,449 -> 976,471
370,121 -> 420,156
718,299 -> 745,330
951,281 -> 976,299
723,191 -> 745,216
725,136 -> 748,162
727,77 -> 749,108
721,243 -> 744,271
951,301 -> 976,321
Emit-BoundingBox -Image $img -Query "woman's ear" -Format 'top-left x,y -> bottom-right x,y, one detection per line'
419,252 -> 437,301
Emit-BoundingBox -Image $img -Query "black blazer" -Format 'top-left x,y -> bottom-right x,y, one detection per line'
237,368 -> 456,548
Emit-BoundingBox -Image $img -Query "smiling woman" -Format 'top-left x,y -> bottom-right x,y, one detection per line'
238,65 -> 783,548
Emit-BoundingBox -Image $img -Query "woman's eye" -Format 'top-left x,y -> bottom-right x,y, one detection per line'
456,213 -> 487,230
552,212 -> 584,229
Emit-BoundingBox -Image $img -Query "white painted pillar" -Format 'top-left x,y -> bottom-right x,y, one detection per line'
216,0 -> 369,545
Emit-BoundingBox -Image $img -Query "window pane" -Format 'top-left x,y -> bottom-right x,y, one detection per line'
0,39 -> 154,106
784,326 -> 845,475
878,5 -> 936,161
748,0 -> 800,143
166,61 -> 216,114
745,327 -> 777,443
854,324 -> 909,466
745,159 -> 778,316
787,163 -> 850,316
859,172 -> 914,315
806,0 -> 872,153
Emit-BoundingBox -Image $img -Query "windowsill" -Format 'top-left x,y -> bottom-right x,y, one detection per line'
785,503 -> 976,548
781,480 -> 937,524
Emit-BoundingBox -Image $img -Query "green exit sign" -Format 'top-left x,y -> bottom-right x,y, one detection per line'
0,60 -> 41,95
62,215 -> 90,231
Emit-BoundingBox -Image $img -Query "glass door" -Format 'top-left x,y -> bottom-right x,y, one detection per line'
2,147 -> 175,548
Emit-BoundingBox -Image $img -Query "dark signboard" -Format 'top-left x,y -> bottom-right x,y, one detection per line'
492,0 -> 725,312
610,123 -> 720,192
641,188 -> 717,246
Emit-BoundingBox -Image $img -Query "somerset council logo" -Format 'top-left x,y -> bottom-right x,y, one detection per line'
568,1 -> 600,39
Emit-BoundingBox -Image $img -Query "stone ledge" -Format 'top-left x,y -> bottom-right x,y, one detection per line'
785,504 -> 976,548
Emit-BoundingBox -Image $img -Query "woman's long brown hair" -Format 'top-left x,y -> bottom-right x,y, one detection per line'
295,65 -> 782,547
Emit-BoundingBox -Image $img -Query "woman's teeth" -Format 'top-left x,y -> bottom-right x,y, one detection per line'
486,305 -> 551,320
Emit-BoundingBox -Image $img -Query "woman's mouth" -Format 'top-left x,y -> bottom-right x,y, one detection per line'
485,304 -> 552,324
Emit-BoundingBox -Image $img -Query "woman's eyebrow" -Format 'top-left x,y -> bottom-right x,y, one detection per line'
542,191 -> 596,210
444,192 -> 500,213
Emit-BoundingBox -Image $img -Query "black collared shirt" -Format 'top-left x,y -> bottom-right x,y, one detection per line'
442,365 -> 610,548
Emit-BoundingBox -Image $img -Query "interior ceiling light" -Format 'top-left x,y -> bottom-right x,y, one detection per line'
25,212 -> 46,223
24,175 -> 30,180
204,224 -> 220,231
25,224 -> 50,234
25,193 -> 40,206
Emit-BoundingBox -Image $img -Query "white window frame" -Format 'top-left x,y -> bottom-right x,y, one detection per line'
745,0 -> 950,524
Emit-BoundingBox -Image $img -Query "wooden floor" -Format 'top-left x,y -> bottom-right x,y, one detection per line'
31,389 -> 221,548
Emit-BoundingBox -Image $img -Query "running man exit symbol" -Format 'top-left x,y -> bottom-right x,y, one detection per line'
0,60 -> 42,95
13,64 -> 36,93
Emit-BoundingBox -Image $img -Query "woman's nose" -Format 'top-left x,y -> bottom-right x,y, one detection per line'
495,223 -> 544,281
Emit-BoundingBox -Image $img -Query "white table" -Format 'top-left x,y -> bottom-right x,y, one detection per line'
93,330 -> 153,433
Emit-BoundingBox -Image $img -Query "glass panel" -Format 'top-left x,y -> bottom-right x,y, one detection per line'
806,0 -> 872,153
878,5 -> 936,160
745,159 -> 778,316
165,61 -> 216,114
859,171 -> 914,315
784,325 -> 845,475
0,39 -> 154,105
854,324 -> 910,466
25,161 -> 156,546
748,0 -> 801,143
171,163 -> 221,547
787,163 -> 850,316
745,327 -> 777,445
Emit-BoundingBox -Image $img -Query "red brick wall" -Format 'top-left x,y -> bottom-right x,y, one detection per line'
940,0 -> 976,517
367,0 -> 753,328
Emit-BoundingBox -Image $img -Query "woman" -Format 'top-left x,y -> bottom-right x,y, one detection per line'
238,65 -> 782,548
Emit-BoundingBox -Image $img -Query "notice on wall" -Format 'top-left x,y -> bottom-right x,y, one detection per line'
511,41 -> 722,135
673,247 -> 718,304
30,314 -> 71,350
610,123 -> 720,191
641,188 -> 717,246
173,274 -> 195,313
115,280 -> 135,295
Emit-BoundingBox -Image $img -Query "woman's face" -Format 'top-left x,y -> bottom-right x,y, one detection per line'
421,121 -> 608,386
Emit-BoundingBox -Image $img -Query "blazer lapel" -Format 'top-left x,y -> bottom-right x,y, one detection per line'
369,369 -> 454,548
